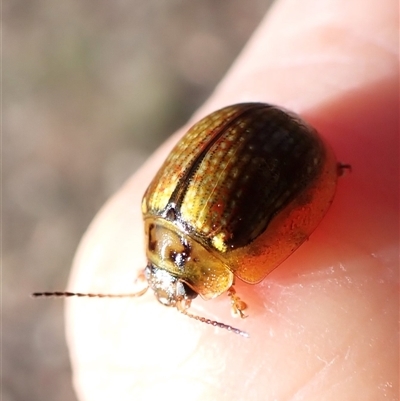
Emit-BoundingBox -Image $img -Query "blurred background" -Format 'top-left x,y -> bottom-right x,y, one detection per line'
4,1 -> 274,400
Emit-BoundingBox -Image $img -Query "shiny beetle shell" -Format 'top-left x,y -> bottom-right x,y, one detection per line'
142,103 -> 339,307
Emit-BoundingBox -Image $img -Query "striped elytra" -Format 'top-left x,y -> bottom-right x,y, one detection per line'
34,103 -> 348,337
142,103 -> 343,324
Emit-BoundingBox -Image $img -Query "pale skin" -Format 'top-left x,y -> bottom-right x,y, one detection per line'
66,0 -> 399,400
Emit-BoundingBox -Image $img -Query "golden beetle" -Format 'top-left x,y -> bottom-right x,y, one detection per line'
34,103 -> 349,336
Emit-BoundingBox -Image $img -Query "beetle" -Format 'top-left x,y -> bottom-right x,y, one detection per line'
34,103 -> 350,336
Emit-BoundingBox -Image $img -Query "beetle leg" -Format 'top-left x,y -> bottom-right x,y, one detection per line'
337,162 -> 352,176
176,297 -> 192,312
133,269 -> 147,288
227,287 -> 248,319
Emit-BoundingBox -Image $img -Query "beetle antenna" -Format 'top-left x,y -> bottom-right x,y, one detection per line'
32,286 -> 148,299
179,308 -> 249,338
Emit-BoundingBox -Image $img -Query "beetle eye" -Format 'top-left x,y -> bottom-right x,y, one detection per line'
181,281 -> 197,300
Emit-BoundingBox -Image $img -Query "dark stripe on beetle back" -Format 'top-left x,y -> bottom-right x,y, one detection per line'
162,103 -> 325,251
163,103 -> 267,221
